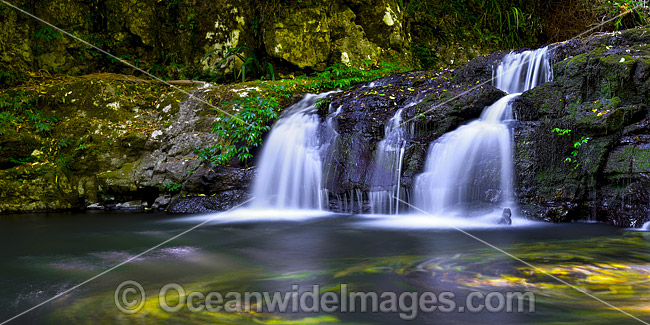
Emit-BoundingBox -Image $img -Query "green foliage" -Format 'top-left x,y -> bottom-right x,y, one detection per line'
162,181 -> 182,192
314,98 -> 332,111
405,0 -> 543,52
0,111 -> 20,135
564,136 -> 590,169
195,145 -> 220,164
551,128 -> 589,169
0,70 -> 24,88
185,13 -> 197,30
603,0 -> 649,30
202,46 -> 275,83
34,26 -> 62,42
0,90 -> 58,135
310,60 -> 411,89
28,110 -> 58,133
551,127 -> 571,136
207,94 -> 281,166
412,44 -> 441,68
9,156 -> 37,165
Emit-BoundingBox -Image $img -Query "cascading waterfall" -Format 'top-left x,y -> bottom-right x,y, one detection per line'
368,109 -> 407,214
252,47 -> 551,214
494,47 -> 553,94
414,46 -> 552,214
252,93 -> 335,209
643,221 -> 650,230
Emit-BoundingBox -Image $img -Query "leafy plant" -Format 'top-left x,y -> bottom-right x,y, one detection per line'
208,94 -> 281,166
202,46 -> 274,82
551,128 -> 589,169
187,13 -> 196,30
9,156 -> 37,165
192,60 -> 410,169
564,136 -> 590,169
405,0 -> 543,55
26,110 -> 58,133
195,145 -> 220,164
311,60 -> 411,89
314,98 -> 332,111
0,70 -> 24,88
551,127 -> 571,136
0,90 -> 59,134
34,26 -> 62,42
162,181 -> 182,192
607,0 -> 649,30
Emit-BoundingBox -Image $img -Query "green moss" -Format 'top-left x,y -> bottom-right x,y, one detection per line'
263,8 -> 331,70
605,146 -> 650,174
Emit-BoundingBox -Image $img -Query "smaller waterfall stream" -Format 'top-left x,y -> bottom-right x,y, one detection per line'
494,46 -> 552,94
414,46 -> 553,215
252,93 -> 335,209
413,94 -> 518,213
368,109 -> 407,214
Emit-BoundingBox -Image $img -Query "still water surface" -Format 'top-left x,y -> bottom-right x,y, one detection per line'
0,210 -> 648,324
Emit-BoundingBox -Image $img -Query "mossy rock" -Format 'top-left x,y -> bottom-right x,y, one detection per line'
263,8 -> 331,70
97,161 -> 140,196
605,141 -> 650,174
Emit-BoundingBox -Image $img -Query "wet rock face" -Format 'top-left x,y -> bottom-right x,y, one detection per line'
597,133 -> 650,227
511,27 -> 650,226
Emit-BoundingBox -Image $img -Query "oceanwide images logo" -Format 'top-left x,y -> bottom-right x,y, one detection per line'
115,281 -> 535,320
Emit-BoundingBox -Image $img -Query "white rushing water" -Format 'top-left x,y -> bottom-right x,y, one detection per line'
494,46 -> 553,94
252,92 -> 335,209
368,109 -> 407,214
414,46 -> 553,215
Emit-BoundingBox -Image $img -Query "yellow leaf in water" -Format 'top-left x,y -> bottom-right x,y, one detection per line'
585,274 -> 625,284
609,285 -> 634,295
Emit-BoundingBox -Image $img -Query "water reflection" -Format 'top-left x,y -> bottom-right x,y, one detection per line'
0,212 -> 647,324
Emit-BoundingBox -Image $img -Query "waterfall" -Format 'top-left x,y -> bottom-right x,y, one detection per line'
252,93 -> 335,209
643,221 -> 650,230
251,47 -> 552,214
367,97 -> 425,215
414,46 -> 552,214
368,109 -> 407,214
494,46 -> 553,94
